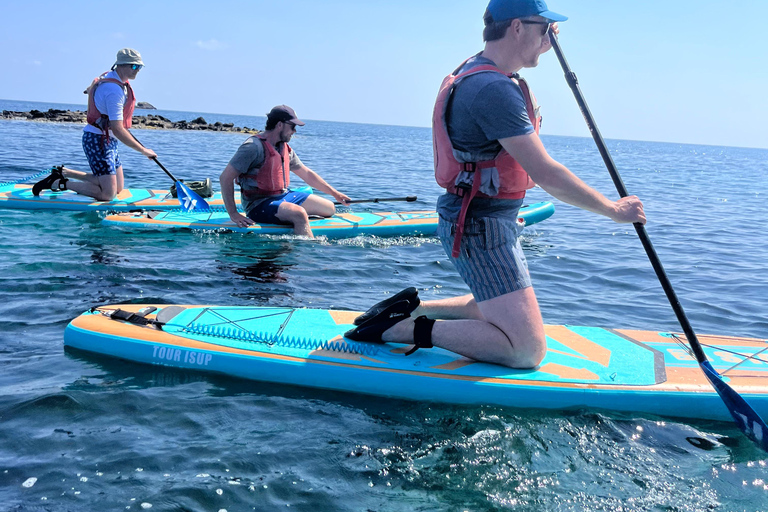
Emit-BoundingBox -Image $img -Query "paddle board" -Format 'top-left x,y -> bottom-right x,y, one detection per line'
100,201 -> 555,238
0,183 -> 229,212
64,304 -> 768,422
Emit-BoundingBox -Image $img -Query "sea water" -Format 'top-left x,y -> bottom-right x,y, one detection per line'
1,99 -> 767,511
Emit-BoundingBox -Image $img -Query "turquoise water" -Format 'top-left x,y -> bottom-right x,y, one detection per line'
1,99 -> 767,511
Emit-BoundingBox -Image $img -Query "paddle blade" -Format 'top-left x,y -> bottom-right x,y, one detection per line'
175,181 -> 211,212
700,361 -> 768,452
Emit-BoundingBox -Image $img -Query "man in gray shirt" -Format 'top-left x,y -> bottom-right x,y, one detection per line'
347,0 -> 646,368
219,105 -> 350,237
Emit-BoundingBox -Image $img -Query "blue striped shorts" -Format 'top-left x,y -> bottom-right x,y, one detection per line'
82,132 -> 121,176
437,215 -> 531,302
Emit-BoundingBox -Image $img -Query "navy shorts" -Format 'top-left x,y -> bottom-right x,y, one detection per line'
82,132 -> 121,176
437,215 -> 531,302
246,191 -> 310,225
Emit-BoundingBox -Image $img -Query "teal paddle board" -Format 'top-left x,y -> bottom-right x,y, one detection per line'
100,201 -> 555,237
64,304 -> 768,423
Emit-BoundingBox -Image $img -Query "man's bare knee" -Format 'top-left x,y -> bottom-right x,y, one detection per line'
277,204 -> 309,225
496,332 -> 546,369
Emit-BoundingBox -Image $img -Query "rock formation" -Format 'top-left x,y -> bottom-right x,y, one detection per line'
1,109 -> 260,134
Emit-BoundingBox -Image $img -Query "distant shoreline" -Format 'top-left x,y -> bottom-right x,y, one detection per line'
1,108 -> 261,134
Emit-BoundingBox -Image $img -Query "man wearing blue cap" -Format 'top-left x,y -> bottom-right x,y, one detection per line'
347,0 -> 646,368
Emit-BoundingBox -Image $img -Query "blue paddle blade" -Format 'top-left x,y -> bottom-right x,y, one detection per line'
700,360 -> 768,452
175,181 -> 210,212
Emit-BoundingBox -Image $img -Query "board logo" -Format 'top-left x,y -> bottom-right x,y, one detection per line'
152,345 -> 212,366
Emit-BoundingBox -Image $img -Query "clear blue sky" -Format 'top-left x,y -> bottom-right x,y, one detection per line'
1,0 -> 766,148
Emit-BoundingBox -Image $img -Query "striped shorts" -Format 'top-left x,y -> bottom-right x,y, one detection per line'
438,215 -> 531,302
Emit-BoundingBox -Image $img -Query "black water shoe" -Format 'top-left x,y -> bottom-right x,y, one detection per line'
31,166 -> 64,197
345,299 -> 414,343
353,287 -> 419,326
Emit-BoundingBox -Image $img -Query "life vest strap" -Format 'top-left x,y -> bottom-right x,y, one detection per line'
242,187 -> 287,198
451,172 -> 482,258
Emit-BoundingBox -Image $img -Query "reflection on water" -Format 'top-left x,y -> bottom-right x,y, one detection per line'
216,239 -> 296,284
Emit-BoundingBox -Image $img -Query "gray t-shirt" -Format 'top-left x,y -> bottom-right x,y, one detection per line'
438,54 -> 534,221
228,136 -> 304,215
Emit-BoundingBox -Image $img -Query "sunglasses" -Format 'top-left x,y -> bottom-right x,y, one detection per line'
284,122 -> 297,130
520,20 -> 551,37
130,64 -> 143,71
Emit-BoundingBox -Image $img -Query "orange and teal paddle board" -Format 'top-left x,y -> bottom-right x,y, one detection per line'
64,304 -> 768,423
0,183 -> 228,212
100,201 -> 555,237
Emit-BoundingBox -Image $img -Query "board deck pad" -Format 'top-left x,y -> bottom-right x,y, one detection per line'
64,304 -> 768,422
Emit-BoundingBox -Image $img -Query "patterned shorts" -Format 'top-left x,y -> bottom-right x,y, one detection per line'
438,215 -> 531,302
82,132 -> 121,176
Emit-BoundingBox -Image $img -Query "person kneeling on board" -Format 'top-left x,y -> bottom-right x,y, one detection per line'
219,105 -> 350,237
346,0 -> 645,369
33,48 -> 157,201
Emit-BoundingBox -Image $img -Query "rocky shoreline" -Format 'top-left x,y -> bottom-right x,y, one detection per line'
1,109 -> 261,134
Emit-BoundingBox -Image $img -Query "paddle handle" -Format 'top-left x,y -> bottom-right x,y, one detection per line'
335,196 -> 417,205
549,32 -> 707,363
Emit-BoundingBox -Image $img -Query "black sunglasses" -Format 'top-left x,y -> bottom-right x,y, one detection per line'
284,121 -> 297,130
520,20 -> 551,36
130,64 -> 143,71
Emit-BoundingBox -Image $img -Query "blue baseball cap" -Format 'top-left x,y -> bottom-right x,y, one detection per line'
487,0 -> 568,23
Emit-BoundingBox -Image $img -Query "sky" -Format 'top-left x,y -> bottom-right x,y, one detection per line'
1,0 -> 766,149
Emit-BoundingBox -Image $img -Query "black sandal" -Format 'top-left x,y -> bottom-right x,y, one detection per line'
51,177 -> 68,192
31,166 -> 65,196
344,299 -> 414,343
353,287 -> 419,325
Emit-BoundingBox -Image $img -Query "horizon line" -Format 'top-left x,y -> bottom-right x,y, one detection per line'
2,97 -> 767,151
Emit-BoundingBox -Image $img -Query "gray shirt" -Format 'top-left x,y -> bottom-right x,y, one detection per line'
438,54 -> 534,221
228,136 -> 304,215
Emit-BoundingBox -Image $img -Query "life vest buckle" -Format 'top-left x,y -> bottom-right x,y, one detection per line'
455,162 -> 477,198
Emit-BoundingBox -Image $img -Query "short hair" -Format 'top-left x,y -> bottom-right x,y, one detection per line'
483,9 -> 513,42
265,117 -> 280,130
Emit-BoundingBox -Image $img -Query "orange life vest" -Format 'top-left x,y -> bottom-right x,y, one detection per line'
239,136 -> 292,198
84,73 -> 135,134
432,60 -> 540,257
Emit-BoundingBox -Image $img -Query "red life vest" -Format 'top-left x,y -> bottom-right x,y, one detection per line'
239,136 -> 292,198
432,60 -> 540,257
84,73 -> 135,133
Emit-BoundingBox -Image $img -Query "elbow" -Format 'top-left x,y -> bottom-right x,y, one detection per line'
219,166 -> 238,184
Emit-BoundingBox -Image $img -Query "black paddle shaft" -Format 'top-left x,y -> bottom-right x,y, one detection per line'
335,196 -> 417,205
548,33 -> 707,364
151,157 -> 180,183
132,133 -> 181,183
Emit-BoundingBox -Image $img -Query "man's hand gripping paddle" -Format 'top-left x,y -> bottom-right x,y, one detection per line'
549,31 -> 767,452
